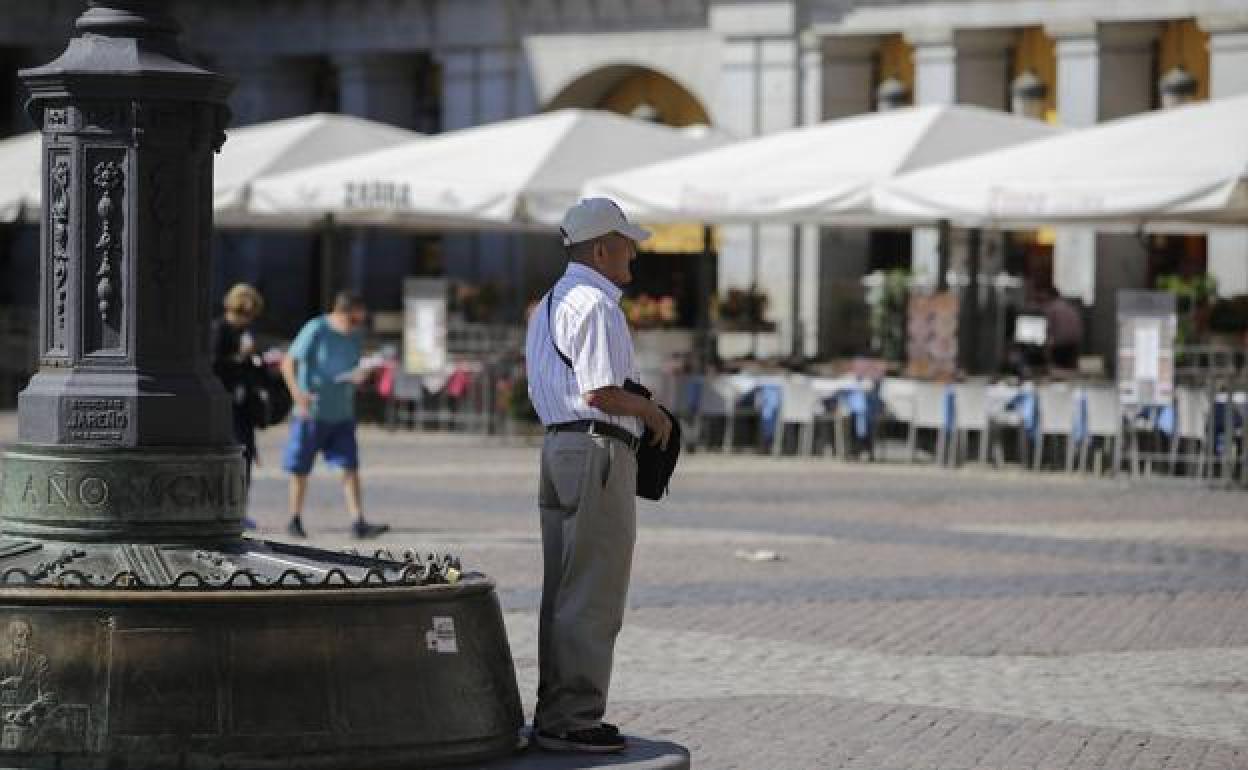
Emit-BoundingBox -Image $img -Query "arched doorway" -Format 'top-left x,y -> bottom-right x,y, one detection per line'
548,65 -> 711,128
547,66 -> 717,358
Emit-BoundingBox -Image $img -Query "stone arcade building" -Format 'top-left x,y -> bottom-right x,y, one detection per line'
2,0 -> 1246,366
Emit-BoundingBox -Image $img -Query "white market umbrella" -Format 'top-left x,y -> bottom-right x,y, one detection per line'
583,104 -> 1060,226
247,108 -> 725,230
0,114 -> 420,228
214,112 -> 421,228
0,132 -> 42,224
877,94 -> 1248,228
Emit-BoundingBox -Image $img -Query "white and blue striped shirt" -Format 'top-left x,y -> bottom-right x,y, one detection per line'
525,262 -> 642,438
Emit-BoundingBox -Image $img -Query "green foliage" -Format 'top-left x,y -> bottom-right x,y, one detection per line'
867,269 -> 910,362
1156,273 -> 1217,344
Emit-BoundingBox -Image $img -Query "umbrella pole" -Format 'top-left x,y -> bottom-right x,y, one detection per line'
749,224 -> 760,359
698,224 -> 713,373
962,226 -> 983,374
318,215 -> 336,312
937,218 -> 951,293
790,223 -> 803,362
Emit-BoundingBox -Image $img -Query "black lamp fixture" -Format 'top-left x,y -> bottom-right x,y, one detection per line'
876,76 -> 909,111
1010,70 -> 1048,120
1159,64 -> 1198,108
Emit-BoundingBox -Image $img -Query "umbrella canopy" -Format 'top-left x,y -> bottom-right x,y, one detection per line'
877,94 -> 1248,228
0,132 -> 42,224
583,104 -> 1059,226
246,108 -> 724,230
0,114 -> 419,228
214,112 -> 420,227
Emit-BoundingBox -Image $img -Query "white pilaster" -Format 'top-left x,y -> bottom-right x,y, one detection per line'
1202,14 -> 1248,297
1048,23 -> 1099,307
334,52 -> 420,129
798,33 -> 824,357
711,1 -> 802,357
907,29 -> 955,288
226,55 -> 317,126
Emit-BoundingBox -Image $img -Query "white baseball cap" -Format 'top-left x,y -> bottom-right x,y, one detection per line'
560,197 -> 651,246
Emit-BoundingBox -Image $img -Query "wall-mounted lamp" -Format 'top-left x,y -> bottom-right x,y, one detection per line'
1159,65 -> 1197,109
875,76 -> 909,111
1010,70 -> 1048,120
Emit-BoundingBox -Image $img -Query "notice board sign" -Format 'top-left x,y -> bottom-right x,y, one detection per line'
403,278 -> 448,375
1117,290 -> 1176,407
906,291 -> 959,380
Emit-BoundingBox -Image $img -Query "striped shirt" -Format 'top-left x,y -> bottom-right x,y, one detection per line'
525,262 -> 642,438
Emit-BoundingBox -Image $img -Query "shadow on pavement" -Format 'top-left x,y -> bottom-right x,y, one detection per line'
460,737 -> 690,769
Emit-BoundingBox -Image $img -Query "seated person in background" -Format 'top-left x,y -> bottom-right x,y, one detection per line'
1041,285 -> 1084,372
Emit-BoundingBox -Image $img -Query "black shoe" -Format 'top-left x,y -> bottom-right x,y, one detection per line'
286,517 -> 307,538
352,519 -> 390,539
600,722 -> 620,737
534,726 -> 625,754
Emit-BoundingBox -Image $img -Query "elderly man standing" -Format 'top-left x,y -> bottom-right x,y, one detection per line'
525,198 -> 673,754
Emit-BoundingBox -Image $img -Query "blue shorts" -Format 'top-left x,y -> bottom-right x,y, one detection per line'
282,418 -> 359,475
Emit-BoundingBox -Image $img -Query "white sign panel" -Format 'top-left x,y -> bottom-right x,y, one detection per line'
403,279 -> 448,375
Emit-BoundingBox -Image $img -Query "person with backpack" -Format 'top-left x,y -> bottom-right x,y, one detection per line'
212,283 -> 270,531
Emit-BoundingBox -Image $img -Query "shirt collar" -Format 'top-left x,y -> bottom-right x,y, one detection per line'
563,262 -> 623,303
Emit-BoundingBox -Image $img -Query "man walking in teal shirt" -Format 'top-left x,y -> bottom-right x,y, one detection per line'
279,290 -> 389,539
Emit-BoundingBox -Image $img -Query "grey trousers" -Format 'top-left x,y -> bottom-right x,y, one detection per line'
535,431 -> 638,734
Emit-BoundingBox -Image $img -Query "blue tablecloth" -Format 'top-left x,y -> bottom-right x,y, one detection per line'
1005,390 -> 1039,440
752,384 -> 784,445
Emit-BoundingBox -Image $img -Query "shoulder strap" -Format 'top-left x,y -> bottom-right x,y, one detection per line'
546,292 -> 574,370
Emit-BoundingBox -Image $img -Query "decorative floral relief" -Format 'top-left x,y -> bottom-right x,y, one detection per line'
49,160 -> 70,337
92,161 -> 124,323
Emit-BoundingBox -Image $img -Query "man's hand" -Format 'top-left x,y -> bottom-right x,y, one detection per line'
292,390 -> 317,418
643,402 -> 673,451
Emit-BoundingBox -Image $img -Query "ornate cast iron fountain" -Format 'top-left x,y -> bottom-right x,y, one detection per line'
0,2 -> 523,767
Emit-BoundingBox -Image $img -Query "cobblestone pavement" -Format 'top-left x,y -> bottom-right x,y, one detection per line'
4,416 -> 1248,768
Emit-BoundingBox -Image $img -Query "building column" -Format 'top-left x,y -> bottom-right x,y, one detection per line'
906,29 -> 956,288
906,29 -> 1015,291
1049,22 -> 1159,363
216,55 -> 320,327
225,54 -> 318,127
334,52 -> 421,129
1047,22 -> 1099,307
798,32 -> 824,358
1202,14 -> 1248,297
333,53 -> 422,311
710,2 -> 800,358
815,35 -> 875,357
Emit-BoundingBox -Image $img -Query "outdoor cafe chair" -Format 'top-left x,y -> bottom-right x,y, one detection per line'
1168,385 -> 1213,478
909,381 -> 951,465
771,375 -> 822,457
874,377 -> 917,462
1074,385 -> 1124,475
1032,382 -> 1077,472
696,375 -> 749,451
949,383 -> 990,466
983,383 -> 1024,466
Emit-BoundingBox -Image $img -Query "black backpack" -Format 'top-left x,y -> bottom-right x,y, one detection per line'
241,363 -> 293,429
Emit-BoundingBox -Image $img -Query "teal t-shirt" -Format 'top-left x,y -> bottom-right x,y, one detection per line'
287,315 -> 362,423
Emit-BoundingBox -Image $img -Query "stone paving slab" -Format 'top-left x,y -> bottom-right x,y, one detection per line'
7,420 -> 1248,768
